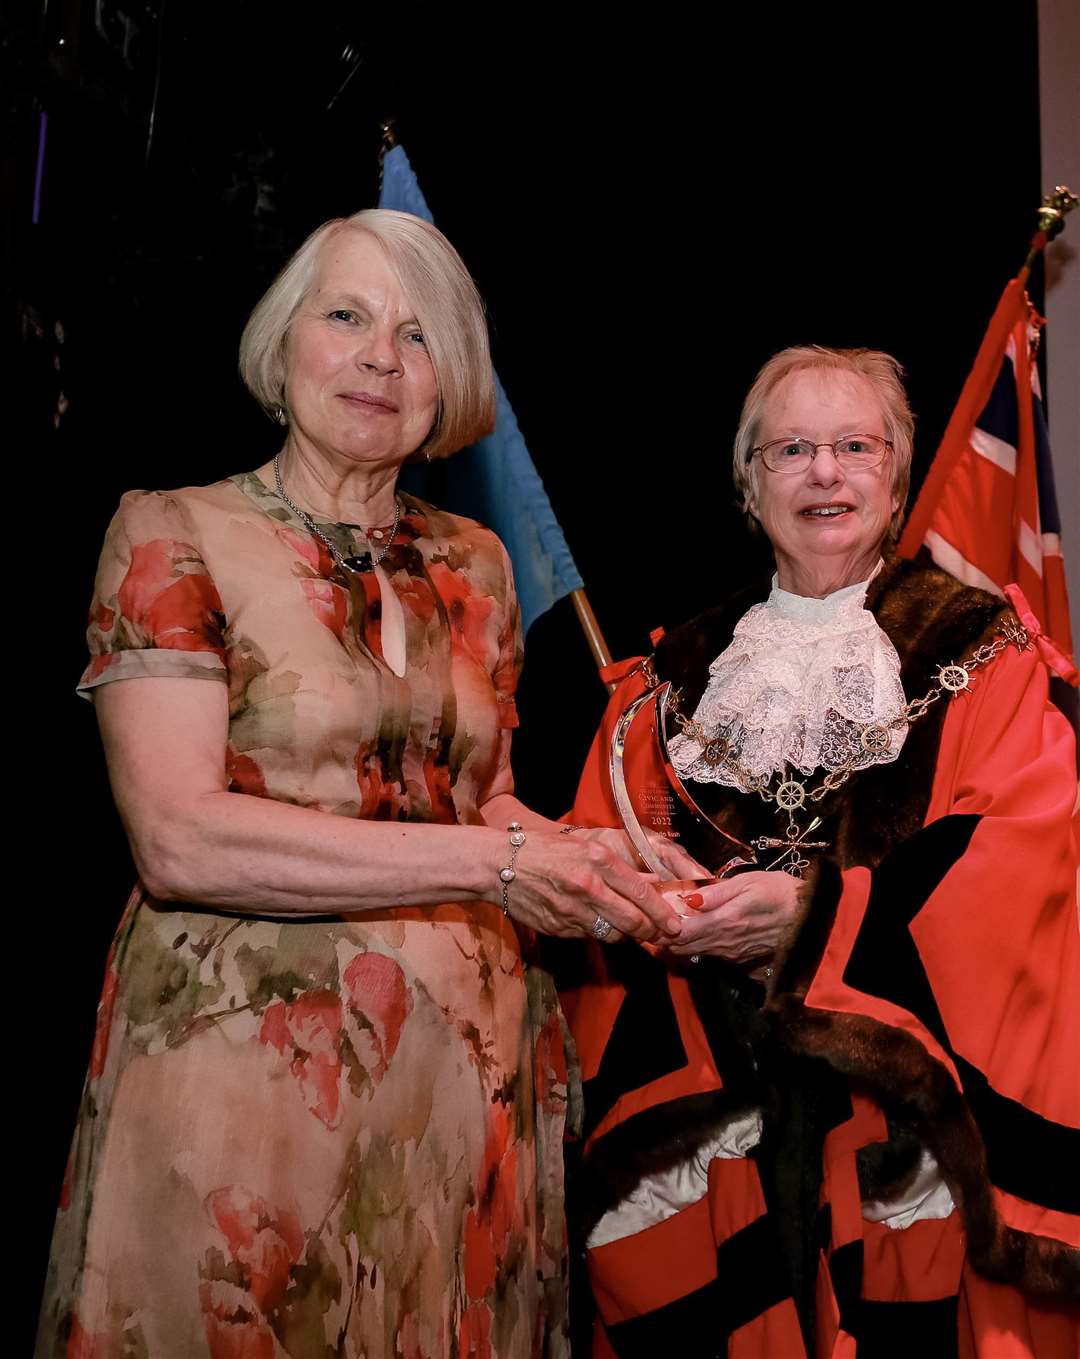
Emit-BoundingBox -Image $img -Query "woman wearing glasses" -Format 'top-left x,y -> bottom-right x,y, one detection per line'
565,347 -> 1079,1357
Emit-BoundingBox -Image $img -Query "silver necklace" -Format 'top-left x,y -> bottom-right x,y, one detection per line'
273,454 -> 402,575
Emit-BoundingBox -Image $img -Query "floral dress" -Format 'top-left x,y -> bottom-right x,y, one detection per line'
37,471 -> 572,1359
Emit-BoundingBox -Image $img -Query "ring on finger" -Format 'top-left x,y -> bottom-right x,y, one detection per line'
589,914 -> 614,942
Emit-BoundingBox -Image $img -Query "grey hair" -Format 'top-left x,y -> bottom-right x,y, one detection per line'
732,345 -> 914,543
238,208 -> 496,459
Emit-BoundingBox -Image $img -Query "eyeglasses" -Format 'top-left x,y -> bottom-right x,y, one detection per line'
750,434 -> 893,474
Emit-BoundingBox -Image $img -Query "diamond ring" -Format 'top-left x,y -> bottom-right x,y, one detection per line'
589,915 -> 614,941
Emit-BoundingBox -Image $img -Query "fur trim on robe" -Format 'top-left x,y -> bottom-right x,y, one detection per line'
564,554 -> 1080,1356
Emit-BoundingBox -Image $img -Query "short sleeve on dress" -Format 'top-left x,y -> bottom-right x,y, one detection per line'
493,539 -> 525,729
77,490 -> 228,700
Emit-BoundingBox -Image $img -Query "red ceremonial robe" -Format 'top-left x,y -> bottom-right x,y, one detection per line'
562,556 -> 1079,1359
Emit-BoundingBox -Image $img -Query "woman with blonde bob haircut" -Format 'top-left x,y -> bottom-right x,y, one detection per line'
38,208 -> 688,1358
240,209 -> 496,458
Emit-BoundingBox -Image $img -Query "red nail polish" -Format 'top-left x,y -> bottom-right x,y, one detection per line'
680,892 -> 704,910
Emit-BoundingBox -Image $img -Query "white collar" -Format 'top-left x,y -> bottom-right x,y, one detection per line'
668,558 -> 907,786
767,558 -> 884,623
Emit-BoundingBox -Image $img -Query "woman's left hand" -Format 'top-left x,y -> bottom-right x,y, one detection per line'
662,870 -> 805,965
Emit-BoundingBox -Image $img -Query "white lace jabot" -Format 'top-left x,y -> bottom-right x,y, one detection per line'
669,562 -> 908,787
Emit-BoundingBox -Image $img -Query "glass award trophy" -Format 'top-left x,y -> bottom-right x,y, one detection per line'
609,679 -> 757,884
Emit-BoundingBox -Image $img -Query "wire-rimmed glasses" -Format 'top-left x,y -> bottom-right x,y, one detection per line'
751,434 -> 893,474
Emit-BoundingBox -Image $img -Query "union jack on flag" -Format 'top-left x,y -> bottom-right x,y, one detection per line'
898,278 -> 1078,683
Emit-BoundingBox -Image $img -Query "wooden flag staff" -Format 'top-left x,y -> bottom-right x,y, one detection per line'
570,590 -> 616,692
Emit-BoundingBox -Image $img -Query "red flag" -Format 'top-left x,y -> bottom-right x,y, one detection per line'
898,279 -> 1078,683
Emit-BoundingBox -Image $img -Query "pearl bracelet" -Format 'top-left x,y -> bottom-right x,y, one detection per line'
499,821 -> 526,916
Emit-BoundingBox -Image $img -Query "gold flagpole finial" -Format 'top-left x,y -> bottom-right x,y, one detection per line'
1036,185 -> 1078,241
1019,186 -> 1077,285
377,119 -> 398,197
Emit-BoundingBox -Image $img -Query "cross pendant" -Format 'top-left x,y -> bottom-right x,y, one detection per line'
752,814 -> 830,877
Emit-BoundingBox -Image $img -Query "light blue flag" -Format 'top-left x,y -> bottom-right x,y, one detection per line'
380,143 -> 584,632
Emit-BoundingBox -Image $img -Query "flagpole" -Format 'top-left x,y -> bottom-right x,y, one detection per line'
379,118 -> 397,193
898,185 -> 1077,561
1017,185 -> 1077,287
571,590 -> 617,693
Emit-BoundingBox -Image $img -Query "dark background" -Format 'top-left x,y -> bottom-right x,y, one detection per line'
10,0 -> 1045,1339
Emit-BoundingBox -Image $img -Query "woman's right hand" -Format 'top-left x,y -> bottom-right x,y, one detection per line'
502,829 -> 684,944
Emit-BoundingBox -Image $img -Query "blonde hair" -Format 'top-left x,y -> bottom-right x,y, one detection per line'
239,209 -> 496,459
732,345 -> 914,542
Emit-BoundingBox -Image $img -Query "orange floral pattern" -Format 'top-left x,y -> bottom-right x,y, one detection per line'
258,990 -> 348,1128
39,473 -> 569,1359
427,559 -> 497,665
341,951 -> 413,1082
116,539 -> 227,655
201,1185 -> 306,1350
298,576 -> 349,639
88,966 -> 120,1081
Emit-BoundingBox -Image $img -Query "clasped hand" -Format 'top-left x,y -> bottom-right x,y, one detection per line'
502,827 -> 801,961
503,826 -> 699,943
661,870 -> 804,965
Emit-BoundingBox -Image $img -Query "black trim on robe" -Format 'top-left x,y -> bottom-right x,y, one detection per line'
843,813 -> 1080,1214
581,950 -> 687,1142
605,1215 -> 795,1358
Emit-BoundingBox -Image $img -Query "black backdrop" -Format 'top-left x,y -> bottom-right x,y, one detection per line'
12,0 -> 1044,1337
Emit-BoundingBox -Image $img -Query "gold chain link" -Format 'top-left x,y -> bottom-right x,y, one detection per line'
663,616 -> 1028,811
